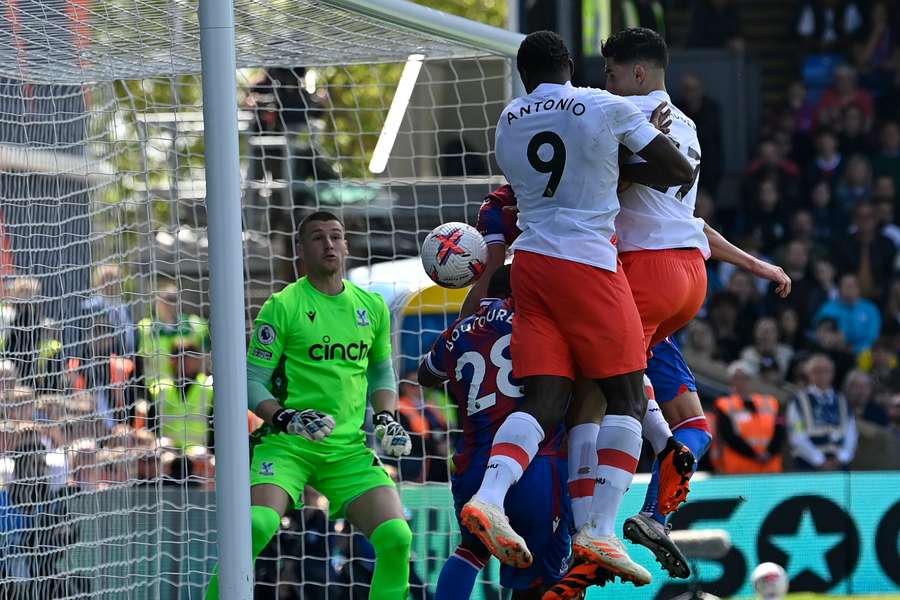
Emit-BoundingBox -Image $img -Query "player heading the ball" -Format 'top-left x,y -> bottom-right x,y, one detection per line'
460,30 -> 693,586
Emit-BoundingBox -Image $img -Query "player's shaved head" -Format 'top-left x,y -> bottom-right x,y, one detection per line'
601,28 -> 668,69
516,30 -> 573,92
298,211 -> 343,240
487,264 -> 512,298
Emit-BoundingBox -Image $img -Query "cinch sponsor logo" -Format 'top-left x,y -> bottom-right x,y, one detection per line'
308,335 -> 370,361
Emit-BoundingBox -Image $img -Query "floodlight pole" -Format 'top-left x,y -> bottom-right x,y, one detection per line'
199,0 -> 254,597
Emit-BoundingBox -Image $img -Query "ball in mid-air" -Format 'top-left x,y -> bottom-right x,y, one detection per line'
751,562 -> 788,600
421,222 -> 487,289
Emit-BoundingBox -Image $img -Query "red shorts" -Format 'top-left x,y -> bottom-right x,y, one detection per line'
510,251 -> 646,380
620,248 -> 707,350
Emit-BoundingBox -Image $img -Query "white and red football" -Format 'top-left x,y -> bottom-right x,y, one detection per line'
420,222 -> 487,289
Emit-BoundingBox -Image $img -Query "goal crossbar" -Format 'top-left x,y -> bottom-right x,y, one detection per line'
0,0 -> 523,85
321,0 -> 524,58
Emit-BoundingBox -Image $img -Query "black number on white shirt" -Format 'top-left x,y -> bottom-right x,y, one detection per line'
675,147 -> 702,200
527,131 -> 567,197
651,144 -> 701,201
455,334 -> 523,415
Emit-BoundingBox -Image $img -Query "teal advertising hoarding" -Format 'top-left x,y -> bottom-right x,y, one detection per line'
401,471 -> 900,598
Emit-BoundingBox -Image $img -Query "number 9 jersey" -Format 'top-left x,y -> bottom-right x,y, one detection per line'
495,81 -> 660,271
421,297 -> 562,475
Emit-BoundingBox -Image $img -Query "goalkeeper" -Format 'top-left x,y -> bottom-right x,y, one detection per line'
205,211 -> 413,600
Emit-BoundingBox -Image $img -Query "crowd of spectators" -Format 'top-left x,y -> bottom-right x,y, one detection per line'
0,266 -> 438,597
663,0 -> 900,474
0,268 -> 216,593
556,0 -> 900,476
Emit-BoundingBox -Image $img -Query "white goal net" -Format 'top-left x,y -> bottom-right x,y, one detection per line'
0,0 -> 515,598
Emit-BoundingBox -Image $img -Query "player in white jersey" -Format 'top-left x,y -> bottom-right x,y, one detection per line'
610,30 -> 713,536
617,97 -> 706,250
605,25 -> 792,579
460,30 -> 694,585
547,29 -> 792,597
611,32 -> 708,350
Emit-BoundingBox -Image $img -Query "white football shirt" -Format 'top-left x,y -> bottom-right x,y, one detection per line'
615,90 -> 710,257
495,82 -> 660,271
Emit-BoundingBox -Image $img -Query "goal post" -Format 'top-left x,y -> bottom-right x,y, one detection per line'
199,0 -> 252,597
0,0 -> 523,597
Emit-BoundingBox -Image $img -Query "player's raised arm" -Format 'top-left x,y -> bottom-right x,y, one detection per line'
460,186 -> 517,318
460,245 -> 506,318
603,93 -> 693,187
703,222 -> 792,297
624,134 -> 693,187
418,328 -> 451,388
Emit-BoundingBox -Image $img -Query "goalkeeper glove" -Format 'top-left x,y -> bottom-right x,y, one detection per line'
374,410 -> 412,457
272,408 -> 335,442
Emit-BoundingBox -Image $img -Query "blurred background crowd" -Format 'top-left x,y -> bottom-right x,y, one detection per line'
665,0 -> 900,474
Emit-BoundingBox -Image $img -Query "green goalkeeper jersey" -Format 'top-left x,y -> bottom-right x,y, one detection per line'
247,277 -> 392,448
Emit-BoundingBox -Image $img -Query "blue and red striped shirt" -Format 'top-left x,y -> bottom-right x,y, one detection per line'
423,297 -> 561,475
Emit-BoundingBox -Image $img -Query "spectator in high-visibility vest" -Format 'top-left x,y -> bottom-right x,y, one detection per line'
387,373 -> 448,483
148,337 -> 213,451
137,283 -> 209,384
712,360 -> 785,474
788,354 -> 858,471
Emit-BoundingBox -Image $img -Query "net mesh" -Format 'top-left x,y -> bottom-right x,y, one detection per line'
0,0 -> 488,84
0,0 -> 515,597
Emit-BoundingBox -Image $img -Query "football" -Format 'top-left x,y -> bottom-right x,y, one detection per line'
421,222 -> 487,289
751,562 -> 788,600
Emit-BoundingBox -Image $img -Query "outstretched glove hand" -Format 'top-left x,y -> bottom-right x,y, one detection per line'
272,408 -> 336,442
374,411 -> 412,457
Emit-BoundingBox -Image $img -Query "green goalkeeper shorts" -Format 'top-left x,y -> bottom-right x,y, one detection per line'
249,432 -> 395,519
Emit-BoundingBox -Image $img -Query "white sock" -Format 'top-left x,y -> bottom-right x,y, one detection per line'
474,411 -> 544,508
567,422 -> 600,530
587,414 -> 643,536
642,376 -> 671,455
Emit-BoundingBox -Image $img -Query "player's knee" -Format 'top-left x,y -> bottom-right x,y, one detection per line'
523,376 -> 571,432
698,427 -> 712,454
521,397 -> 564,433
371,517 -> 412,556
673,416 -> 713,459
670,389 -> 703,415
530,403 -> 568,434
599,371 -> 646,419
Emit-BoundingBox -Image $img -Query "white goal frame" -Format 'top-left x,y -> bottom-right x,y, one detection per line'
198,0 -> 524,596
